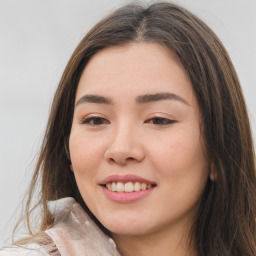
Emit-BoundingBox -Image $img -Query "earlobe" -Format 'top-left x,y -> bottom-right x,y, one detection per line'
209,172 -> 215,182
70,164 -> 74,172
209,162 -> 217,182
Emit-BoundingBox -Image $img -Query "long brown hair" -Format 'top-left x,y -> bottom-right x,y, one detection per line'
15,2 -> 256,255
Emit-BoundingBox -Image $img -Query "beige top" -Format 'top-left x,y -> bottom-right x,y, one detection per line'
0,197 -> 121,256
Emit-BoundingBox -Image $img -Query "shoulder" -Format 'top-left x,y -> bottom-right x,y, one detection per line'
45,197 -> 120,255
0,198 -> 75,256
0,197 -> 120,256
0,243 -> 50,255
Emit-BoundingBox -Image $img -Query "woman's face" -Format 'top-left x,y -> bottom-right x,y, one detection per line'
69,43 -> 209,237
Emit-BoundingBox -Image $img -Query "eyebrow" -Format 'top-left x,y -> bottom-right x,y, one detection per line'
76,95 -> 112,106
135,93 -> 189,105
75,92 -> 189,107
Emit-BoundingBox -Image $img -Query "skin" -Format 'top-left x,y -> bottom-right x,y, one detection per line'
69,43 -> 210,256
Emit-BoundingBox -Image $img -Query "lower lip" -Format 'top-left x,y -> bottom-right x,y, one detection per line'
101,186 -> 155,203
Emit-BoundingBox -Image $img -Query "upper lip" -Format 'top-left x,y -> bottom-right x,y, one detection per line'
100,174 -> 156,185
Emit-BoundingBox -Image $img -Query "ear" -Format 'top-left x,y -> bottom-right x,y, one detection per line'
70,164 -> 74,172
209,162 -> 217,182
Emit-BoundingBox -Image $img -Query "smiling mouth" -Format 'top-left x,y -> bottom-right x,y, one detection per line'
103,182 -> 157,193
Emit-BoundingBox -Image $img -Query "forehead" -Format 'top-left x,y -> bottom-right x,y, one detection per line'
76,43 -> 195,105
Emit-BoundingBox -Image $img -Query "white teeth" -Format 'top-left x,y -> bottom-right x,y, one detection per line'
116,182 -> 124,192
134,182 -> 141,192
111,182 -> 117,192
124,182 -> 133,192
141,183 -> 147,191
105,181 -> 154,192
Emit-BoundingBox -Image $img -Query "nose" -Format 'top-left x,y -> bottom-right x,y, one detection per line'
104,124 -> 145,166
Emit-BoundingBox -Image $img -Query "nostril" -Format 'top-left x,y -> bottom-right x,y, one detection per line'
109,158 -> 115,163
108,156 -> 135,165
126,157 -> 135,161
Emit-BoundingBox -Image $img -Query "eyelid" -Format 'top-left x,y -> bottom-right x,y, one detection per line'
79,114 -> 110,125
145,112 -> 175,120
144,113 -> 177,126
78,113 -> 176,126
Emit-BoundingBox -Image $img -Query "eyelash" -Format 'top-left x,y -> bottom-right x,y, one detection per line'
81,117 -> 109,126
81,116 -> 176,126
145,117 -> 176,126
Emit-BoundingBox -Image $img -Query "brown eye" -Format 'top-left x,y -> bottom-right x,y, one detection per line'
81,117 -> 110,125
146,117 -> 176,126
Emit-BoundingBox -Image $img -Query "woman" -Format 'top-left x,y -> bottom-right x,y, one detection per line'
1,1 -> 255,256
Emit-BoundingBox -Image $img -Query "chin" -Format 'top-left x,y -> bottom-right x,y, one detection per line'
108,225 -> 152,236
99,215 -> 154,236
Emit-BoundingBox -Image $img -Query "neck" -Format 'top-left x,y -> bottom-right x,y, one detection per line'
112,223 -> 197,256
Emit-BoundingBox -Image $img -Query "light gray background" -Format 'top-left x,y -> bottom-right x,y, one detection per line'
0,0 -> 255,245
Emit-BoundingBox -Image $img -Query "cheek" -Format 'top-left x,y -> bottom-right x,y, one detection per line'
69,133 -> 104,206
69,133 -> 104,176
148,126 -> 208,179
